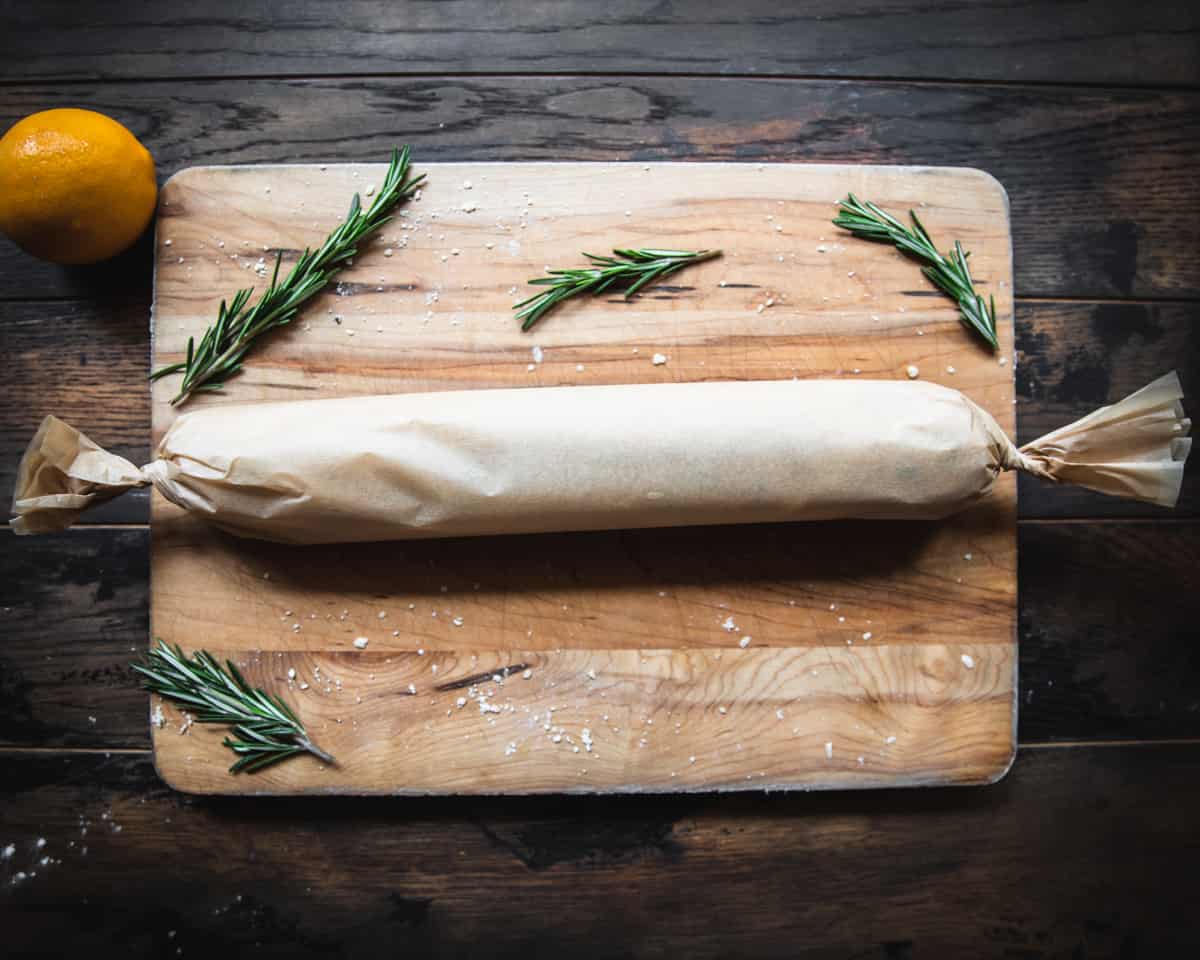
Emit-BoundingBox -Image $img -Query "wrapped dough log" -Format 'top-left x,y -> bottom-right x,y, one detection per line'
11,374 -> 1190,543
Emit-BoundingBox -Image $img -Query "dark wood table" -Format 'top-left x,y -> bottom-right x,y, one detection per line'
2,4 -> 1198,955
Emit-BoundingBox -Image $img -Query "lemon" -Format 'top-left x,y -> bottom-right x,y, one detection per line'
0,108 -> 157,265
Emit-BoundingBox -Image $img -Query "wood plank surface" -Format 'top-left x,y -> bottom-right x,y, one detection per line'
148,161 -> 1015,794
2,76 -> 1197,301
2,4 -> 1197,955
2,1 -> 1196,87
3,743 -> 1199,956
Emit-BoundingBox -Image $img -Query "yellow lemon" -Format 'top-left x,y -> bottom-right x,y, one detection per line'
0,108 -> 157,265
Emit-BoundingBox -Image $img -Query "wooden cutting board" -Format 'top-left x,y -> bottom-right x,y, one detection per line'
149,161 -> 1016,795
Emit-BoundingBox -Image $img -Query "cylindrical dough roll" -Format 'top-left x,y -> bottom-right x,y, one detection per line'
11,374 -> 1190,543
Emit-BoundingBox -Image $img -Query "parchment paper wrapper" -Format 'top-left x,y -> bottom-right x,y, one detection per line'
11,374 -> 1190,543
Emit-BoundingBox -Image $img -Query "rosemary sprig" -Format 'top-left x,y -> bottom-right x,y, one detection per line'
515,247 -> 721,332
833,194 -> 998,351
132,639 -> 334,774
151,146 -> 424,406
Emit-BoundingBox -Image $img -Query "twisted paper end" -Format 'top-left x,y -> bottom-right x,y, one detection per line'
9,415 -> 149,534
1008,372 -> 1191,508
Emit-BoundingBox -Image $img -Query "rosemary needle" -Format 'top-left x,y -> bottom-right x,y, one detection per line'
132,639 -> 334,774
833,194 -> 998,351
515,247 -> 721,332
151,145 -> 424,406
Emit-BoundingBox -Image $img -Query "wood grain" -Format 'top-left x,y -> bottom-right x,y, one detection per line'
1,1 -> 1196,87
1018,519 -> 1200,742
3,743 -> 1199,956
2,76 -> 1197,300
147,161 -> 1015,794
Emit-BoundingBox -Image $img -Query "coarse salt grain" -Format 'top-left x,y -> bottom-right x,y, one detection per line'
651,353 -> 668,366
961,653 -> 976,669
906,365 -> 920,379
824,741 -> 833,760
862,631 -> 872,641
531,345 -> 544,363
353,637 -> 369,649
739,636 -> 751,648
721,615 -> 737,632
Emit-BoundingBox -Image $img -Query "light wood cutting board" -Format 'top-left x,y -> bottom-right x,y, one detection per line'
149,161 -> 1016,795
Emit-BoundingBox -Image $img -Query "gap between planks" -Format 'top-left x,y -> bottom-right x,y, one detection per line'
2,69 -> 1198,95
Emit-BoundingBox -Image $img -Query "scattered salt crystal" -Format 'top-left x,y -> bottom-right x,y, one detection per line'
383,248 -> 393,257
862,631 -> 872,641
946,365 -> 956,374
857,756 -> 865,765
456,697 -> 467,709
964,553 -> 973,561
151,704 -> 165,728
462,201 -> 476,213
531,345 -> 544,363
452,616 -> 464,627
462,180 -> 473,190
417,648 -> 425,656
738,636 -> 751,648
885,735 -> 897,744
353,637 -> 369,649
718,706 -> 728,715
824,741 -> 833,760
906,365 -> 920,379
961,653 -> 976,669
523,668 -> 533,680
721,615 -> 737,632
689,756 -> 696,764
378,611 -> 387,619
2,844 -> 14,860
651,353 -> 668,366
505,742 -> 517,756
364,184 -> 375,197
775,709 -> 785,720
999,356 -> 1008,366
576,363 -> 585,372
287,668 -> 296,680
298,683 -> 309,691
407,683 -> 417,694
